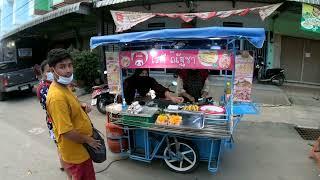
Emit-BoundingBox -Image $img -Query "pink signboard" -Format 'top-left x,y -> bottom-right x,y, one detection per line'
119,50 -> 233,70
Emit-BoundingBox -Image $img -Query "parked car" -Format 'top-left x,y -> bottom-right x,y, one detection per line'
0,61 -> 38,101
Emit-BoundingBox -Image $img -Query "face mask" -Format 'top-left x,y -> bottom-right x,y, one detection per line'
46,72 -> 54,82
57,74 -> 73,85
53,69 -> 73,85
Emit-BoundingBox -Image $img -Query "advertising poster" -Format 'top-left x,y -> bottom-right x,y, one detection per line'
106,52 -> 121,95
233,51 -> 254,102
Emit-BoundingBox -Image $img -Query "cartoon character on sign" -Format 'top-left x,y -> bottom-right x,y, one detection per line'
132,51 -> 148,67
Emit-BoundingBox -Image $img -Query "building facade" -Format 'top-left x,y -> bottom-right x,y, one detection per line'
0,0 -> 319,85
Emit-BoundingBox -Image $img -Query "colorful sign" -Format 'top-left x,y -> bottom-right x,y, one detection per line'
111,3 -> 283,32
301,3 -> 320,33
233,51 -> 254,102
105,52 -> 121,95
119,50 -> 233,70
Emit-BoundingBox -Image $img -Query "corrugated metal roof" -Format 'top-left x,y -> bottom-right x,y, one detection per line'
95,0 -> 135,8
288,0 -> 320,5
1,2 -> 91,40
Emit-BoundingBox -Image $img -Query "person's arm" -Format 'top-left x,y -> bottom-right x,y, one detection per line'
176,77 -> 195,102
123,79 -> 135,104
63,130 -> 101,149
47,99 -> 100,149
78,102 -> 92,113
176,77 -> 185,95
150,78 -> 183,103
150,78 -> 169,99
180,92 -> 195,103
164,91 -> 184,103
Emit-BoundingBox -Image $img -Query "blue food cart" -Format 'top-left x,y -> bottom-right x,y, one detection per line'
90,26 -> 263,174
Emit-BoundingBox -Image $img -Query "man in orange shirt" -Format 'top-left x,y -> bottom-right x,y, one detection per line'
46,48 -> 100,180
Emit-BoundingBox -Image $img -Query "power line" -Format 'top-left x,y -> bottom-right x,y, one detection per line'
11,0 -> 50,21
1,0 -> 50,23
1,0 -> 33,23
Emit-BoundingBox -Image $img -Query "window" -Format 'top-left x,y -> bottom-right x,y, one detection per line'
223,22 -> 243,27
148,23 -> 166,29
208,70 -> 221,75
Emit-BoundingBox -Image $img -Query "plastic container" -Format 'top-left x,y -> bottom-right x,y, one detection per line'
106,122 -> 124,136
107,138 -> 128,153
122,115 -> 156,128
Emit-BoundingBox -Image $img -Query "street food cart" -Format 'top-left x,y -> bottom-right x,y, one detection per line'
90,27 -> 264,174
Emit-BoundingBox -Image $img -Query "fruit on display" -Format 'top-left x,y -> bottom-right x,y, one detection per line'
156,114 -> 183,126
156,114 -> 169,125
182,105 -> 200,112
168,114 -> 183,126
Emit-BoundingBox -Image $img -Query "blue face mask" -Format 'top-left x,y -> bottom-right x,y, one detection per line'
46,72 -> 54,82
57,74 -> 73,85
53,69 -> 73,85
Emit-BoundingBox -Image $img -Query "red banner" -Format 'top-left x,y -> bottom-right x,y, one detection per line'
119,49 -> 233,70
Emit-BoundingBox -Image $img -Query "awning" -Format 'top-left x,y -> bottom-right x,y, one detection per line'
95,0 -> 135,8
288,0 -> 320,5
90,27 -> 266,49
1,1 -> 91,40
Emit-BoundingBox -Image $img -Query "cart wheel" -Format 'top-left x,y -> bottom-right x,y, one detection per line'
163,141 -> 199,173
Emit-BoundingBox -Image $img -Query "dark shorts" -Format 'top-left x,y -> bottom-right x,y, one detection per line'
63,159 -> 96,180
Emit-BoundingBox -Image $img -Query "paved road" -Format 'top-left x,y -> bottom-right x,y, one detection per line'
0,93 -> 319,180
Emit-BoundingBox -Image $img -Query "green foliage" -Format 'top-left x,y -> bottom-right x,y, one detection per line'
70,50 -> 101,89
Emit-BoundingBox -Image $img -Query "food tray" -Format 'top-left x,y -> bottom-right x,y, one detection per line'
155,110 -> 205,129
121,107 -> 158,128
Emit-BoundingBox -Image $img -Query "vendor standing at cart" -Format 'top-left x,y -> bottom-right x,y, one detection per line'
124,69 -> 184,105
176,69 -> 210,103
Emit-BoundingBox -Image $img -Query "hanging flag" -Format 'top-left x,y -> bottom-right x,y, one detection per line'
111,3 -> 283,32
111,11 -> 155,32
258,3 -> 283,20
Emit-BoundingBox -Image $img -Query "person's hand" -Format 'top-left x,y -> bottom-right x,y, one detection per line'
202,91 -> 209,98
188,96 -> 195,103
165,91 -> 184,104
85,136 -> 101,150
81,103 -> 92,113
171,96 -> 184,104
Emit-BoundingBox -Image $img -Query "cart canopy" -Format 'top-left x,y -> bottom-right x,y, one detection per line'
90,27 -> 265,49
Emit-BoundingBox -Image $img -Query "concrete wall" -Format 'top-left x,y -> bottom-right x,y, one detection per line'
272,34 -> 282,68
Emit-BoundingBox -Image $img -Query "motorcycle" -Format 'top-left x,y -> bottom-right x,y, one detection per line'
255,56 -> 285,86
91,84 -> 115,114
